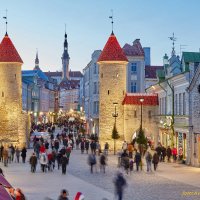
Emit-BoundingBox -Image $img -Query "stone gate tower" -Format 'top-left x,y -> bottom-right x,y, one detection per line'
97,32 -> 128,149
0,33 -> 27,147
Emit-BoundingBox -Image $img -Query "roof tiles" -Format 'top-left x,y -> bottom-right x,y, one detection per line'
98,33 -> 128,62
122,93 -> 159,106
0,34 -> 23,63
123,39 -> 144,57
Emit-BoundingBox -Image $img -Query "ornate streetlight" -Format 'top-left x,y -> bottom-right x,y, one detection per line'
112,102 -> 118,125
139,98 -> 144,130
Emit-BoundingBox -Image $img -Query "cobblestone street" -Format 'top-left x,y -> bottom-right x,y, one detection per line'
1,148 -> 200,200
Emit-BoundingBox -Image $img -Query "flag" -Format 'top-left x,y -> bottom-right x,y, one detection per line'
109,16 -> 112,19
3,17 -> 7,19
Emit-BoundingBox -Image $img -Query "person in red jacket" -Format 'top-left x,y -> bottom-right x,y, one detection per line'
172,147 -> 177,162
40,144 -> 46,153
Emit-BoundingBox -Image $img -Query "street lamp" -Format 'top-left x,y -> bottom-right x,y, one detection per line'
112,102 -> 118,125
139,98 -> 144,130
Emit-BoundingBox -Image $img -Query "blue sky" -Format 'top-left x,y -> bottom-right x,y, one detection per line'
0,0 -> 200,72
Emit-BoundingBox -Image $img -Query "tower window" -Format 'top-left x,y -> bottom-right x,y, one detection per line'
101,73 -> 103,78
134,110 -> 137,118
2,92 -> 4,97
148,110 -> 152,118
108,90 -> 110,95
15,74 -> 16,79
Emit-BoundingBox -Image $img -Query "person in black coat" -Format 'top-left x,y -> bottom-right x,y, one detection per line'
61,155 -> 69,174
80,140 -> 85,154
152,152 -> 159,171
114,172 -> 127,200
21,147 -> 27,163
134,150 -> 141,171
85,140 -> 90,154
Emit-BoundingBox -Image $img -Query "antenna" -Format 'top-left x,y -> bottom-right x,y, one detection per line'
168,32 -> 177,56
65,23 -> 66,33
109,9 -> 114,34
3,9 -> 8,35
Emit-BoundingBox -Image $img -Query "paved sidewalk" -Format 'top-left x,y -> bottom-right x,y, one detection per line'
1,142 -> 200,200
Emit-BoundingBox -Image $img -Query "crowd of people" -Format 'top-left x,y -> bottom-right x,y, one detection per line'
0,118 -> 185,200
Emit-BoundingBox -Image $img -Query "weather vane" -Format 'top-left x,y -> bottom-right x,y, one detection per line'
109,9 -> 114,34
3,9 -> 8,35
169,32 -> 177,56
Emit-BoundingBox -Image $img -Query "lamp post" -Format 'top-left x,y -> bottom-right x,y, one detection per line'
112,102 -> 118,125
139,98 -> 144,130
112,102 -> 118,155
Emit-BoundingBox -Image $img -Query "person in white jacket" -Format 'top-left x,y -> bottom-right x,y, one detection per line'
40,152 -> 48,172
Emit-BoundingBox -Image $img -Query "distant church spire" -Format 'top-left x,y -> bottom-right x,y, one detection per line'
62,27 -> 70,80
34,49 -> 40,70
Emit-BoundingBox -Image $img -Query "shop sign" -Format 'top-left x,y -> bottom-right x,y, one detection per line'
178,132 -> 183,147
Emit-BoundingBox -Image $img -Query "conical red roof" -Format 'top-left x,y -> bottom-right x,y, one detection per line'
0,34 -> 23,63
98,33 -> 128,62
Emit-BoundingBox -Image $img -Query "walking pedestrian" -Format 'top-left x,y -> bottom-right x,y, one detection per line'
80,140 -> 85,154
21,147 -> 27,163
58,189 -> 69,200
99,153 -> 107,173
61,154 -> 69,175
166,146 -> 172,162
145,151 -> 152,172
3,148 -> 8,167
85,140 -> 89,154
113,172 -> 127,200
15,147 -> 20,163
40,152 -> 48,172
134,150 -> 141,171
88,154 -> 96,173
152,152 -> 159,171
29,153 -> 37,173
172,146 -> 177,162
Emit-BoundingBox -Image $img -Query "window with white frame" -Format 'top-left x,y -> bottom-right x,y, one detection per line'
131,82 -> 137,93
131,63 -> 137,73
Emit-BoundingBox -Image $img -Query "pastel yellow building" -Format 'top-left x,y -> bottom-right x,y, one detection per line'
0,33 -> 27,147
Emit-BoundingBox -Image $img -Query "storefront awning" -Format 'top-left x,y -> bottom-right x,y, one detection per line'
0,186 -> 13,200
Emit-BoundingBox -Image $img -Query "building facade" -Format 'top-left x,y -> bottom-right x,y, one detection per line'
83,50 -> 101,134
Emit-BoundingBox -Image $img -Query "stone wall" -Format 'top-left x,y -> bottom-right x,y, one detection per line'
99,61 -> 127,150
0,63 -> 27,147
124,104 -> 159,145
